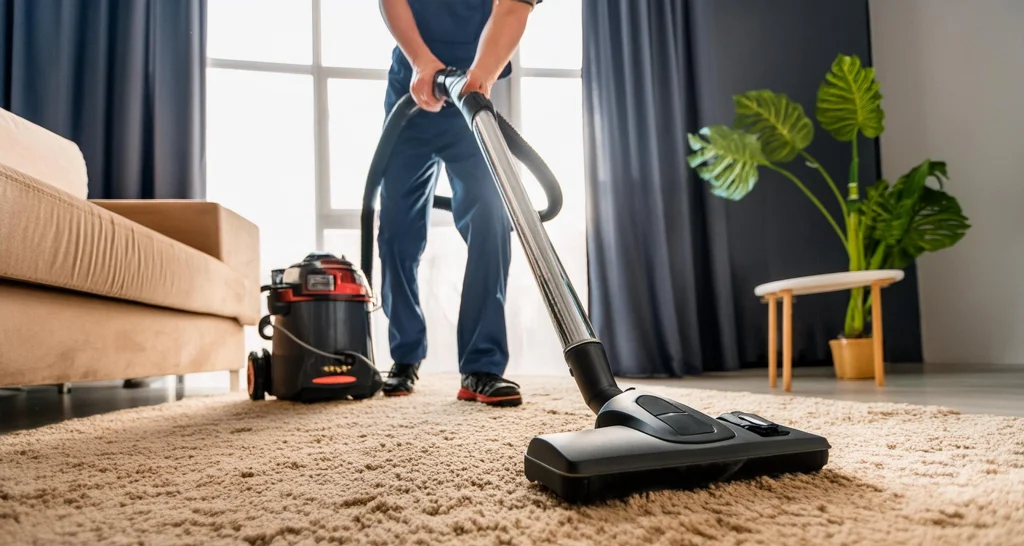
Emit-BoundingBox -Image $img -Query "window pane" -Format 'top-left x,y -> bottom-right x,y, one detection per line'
509,77 -> 589,372
206,68 -> 316,358
327,78 -> 391,209
205,68 -> 316,286
517,77 -> 588,304
207,0 -> 312,64
518,0 -> 582,69
321,0 -> 396,69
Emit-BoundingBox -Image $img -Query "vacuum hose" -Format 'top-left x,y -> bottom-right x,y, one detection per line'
360,71 -> 564,285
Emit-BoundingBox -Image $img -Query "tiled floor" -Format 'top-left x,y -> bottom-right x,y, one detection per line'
1,363 -> 1022,435
624,362 -> 1024,417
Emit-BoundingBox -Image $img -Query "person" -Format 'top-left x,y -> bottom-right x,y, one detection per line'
376,0 -> 541,407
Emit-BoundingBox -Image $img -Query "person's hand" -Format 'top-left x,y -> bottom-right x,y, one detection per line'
410,56 -> 447,112
462,67 -> 496,99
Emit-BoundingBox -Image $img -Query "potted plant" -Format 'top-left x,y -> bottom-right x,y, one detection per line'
685,53 -> 970,378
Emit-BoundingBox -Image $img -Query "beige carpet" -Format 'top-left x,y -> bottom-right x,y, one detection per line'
2,374 -> 1023,546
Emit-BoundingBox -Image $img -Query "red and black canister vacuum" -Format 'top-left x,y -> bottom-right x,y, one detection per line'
246,253 -> 383,402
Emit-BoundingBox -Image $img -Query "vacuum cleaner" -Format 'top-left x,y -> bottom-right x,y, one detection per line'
425,68 -> 830,503
251,67 -> 832,504
246,253 -> 383,402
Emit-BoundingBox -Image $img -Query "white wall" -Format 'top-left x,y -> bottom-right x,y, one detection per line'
869,1 -> 1024,364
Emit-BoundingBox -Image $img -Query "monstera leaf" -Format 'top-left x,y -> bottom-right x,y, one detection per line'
733,90 -> 814,163
891,187 -> 969,267
866,160 -> 969,268
687,125 -> 767,200
816,54 -> 885,141
887,161 -> 946,243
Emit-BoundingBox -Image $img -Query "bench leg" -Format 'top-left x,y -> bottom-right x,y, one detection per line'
782,290 -> 793,392
767,295 -> 777,388
871,281 -> 885,386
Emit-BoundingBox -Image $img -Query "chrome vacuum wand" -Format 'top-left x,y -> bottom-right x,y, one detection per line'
432,68 -> 623,414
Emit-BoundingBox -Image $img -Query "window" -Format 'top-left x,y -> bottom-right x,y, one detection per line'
518,76 -> 587,295
518,0 -> 583,70
326,78 -> 389,210
320,0 -> 395,69
205,69 -> 317,282
206,0 -> 584,375
207,0 -> 312,65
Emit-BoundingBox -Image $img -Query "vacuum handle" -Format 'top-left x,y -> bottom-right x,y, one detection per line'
432,67 -> 465,102
433,67 -> 495,125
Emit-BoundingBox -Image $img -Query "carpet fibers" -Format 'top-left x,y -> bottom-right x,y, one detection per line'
2,374 -> 1023,545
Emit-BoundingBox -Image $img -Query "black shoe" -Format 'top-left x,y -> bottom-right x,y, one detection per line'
382,362 -> 420,396
457,373 -> 522,407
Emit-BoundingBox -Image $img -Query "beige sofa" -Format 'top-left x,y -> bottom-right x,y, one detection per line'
0,107 -> 260,390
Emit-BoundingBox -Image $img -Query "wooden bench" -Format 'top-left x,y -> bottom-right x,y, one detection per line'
754,270 -> 904,391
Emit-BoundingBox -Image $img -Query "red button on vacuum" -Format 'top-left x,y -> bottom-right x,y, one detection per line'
312,375 -> 357,385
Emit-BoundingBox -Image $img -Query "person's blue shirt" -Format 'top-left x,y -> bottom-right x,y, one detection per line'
389,0 -> 516,88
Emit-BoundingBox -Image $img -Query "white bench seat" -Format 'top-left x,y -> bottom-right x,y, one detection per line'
753,270 -> 903,391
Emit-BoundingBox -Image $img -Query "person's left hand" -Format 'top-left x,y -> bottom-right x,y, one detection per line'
462,68 -> 495,98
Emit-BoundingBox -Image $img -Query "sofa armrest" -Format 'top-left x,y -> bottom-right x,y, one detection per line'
88,199 -> 261,313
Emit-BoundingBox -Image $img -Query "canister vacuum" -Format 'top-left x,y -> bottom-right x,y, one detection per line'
246,252 -> 383,403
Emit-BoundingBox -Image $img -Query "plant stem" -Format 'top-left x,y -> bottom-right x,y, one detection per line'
869,243 -> 887,269
844,133 -> 867,338
766,164 -> 848,247
849,137 -> 860,189
800,150 -> 847,218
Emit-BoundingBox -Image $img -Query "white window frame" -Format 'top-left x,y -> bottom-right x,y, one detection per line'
205,0 -> 581,250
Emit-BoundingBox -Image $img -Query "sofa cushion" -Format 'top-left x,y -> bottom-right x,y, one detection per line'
0,280 -> 246,387
88,200 -> 261,325
0,164 -> 253,324
0,107 -> 89,200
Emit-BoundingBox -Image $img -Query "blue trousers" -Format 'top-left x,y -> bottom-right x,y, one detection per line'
379,77 -> 513,376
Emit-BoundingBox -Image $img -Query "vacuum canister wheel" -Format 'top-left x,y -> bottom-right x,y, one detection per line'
246,351 -> 267,401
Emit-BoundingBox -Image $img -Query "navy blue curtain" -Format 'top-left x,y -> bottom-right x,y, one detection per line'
0,0 -> 207,199
582,0 -> 923,377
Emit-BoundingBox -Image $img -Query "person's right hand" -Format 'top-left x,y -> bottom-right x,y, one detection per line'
410,56 -> 447,112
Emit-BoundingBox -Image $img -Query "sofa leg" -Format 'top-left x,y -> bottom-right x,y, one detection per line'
164,375 -> 179,402
229,369 -> 241,393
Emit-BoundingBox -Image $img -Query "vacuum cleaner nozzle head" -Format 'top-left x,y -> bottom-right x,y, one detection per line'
524,390 -> 830,504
